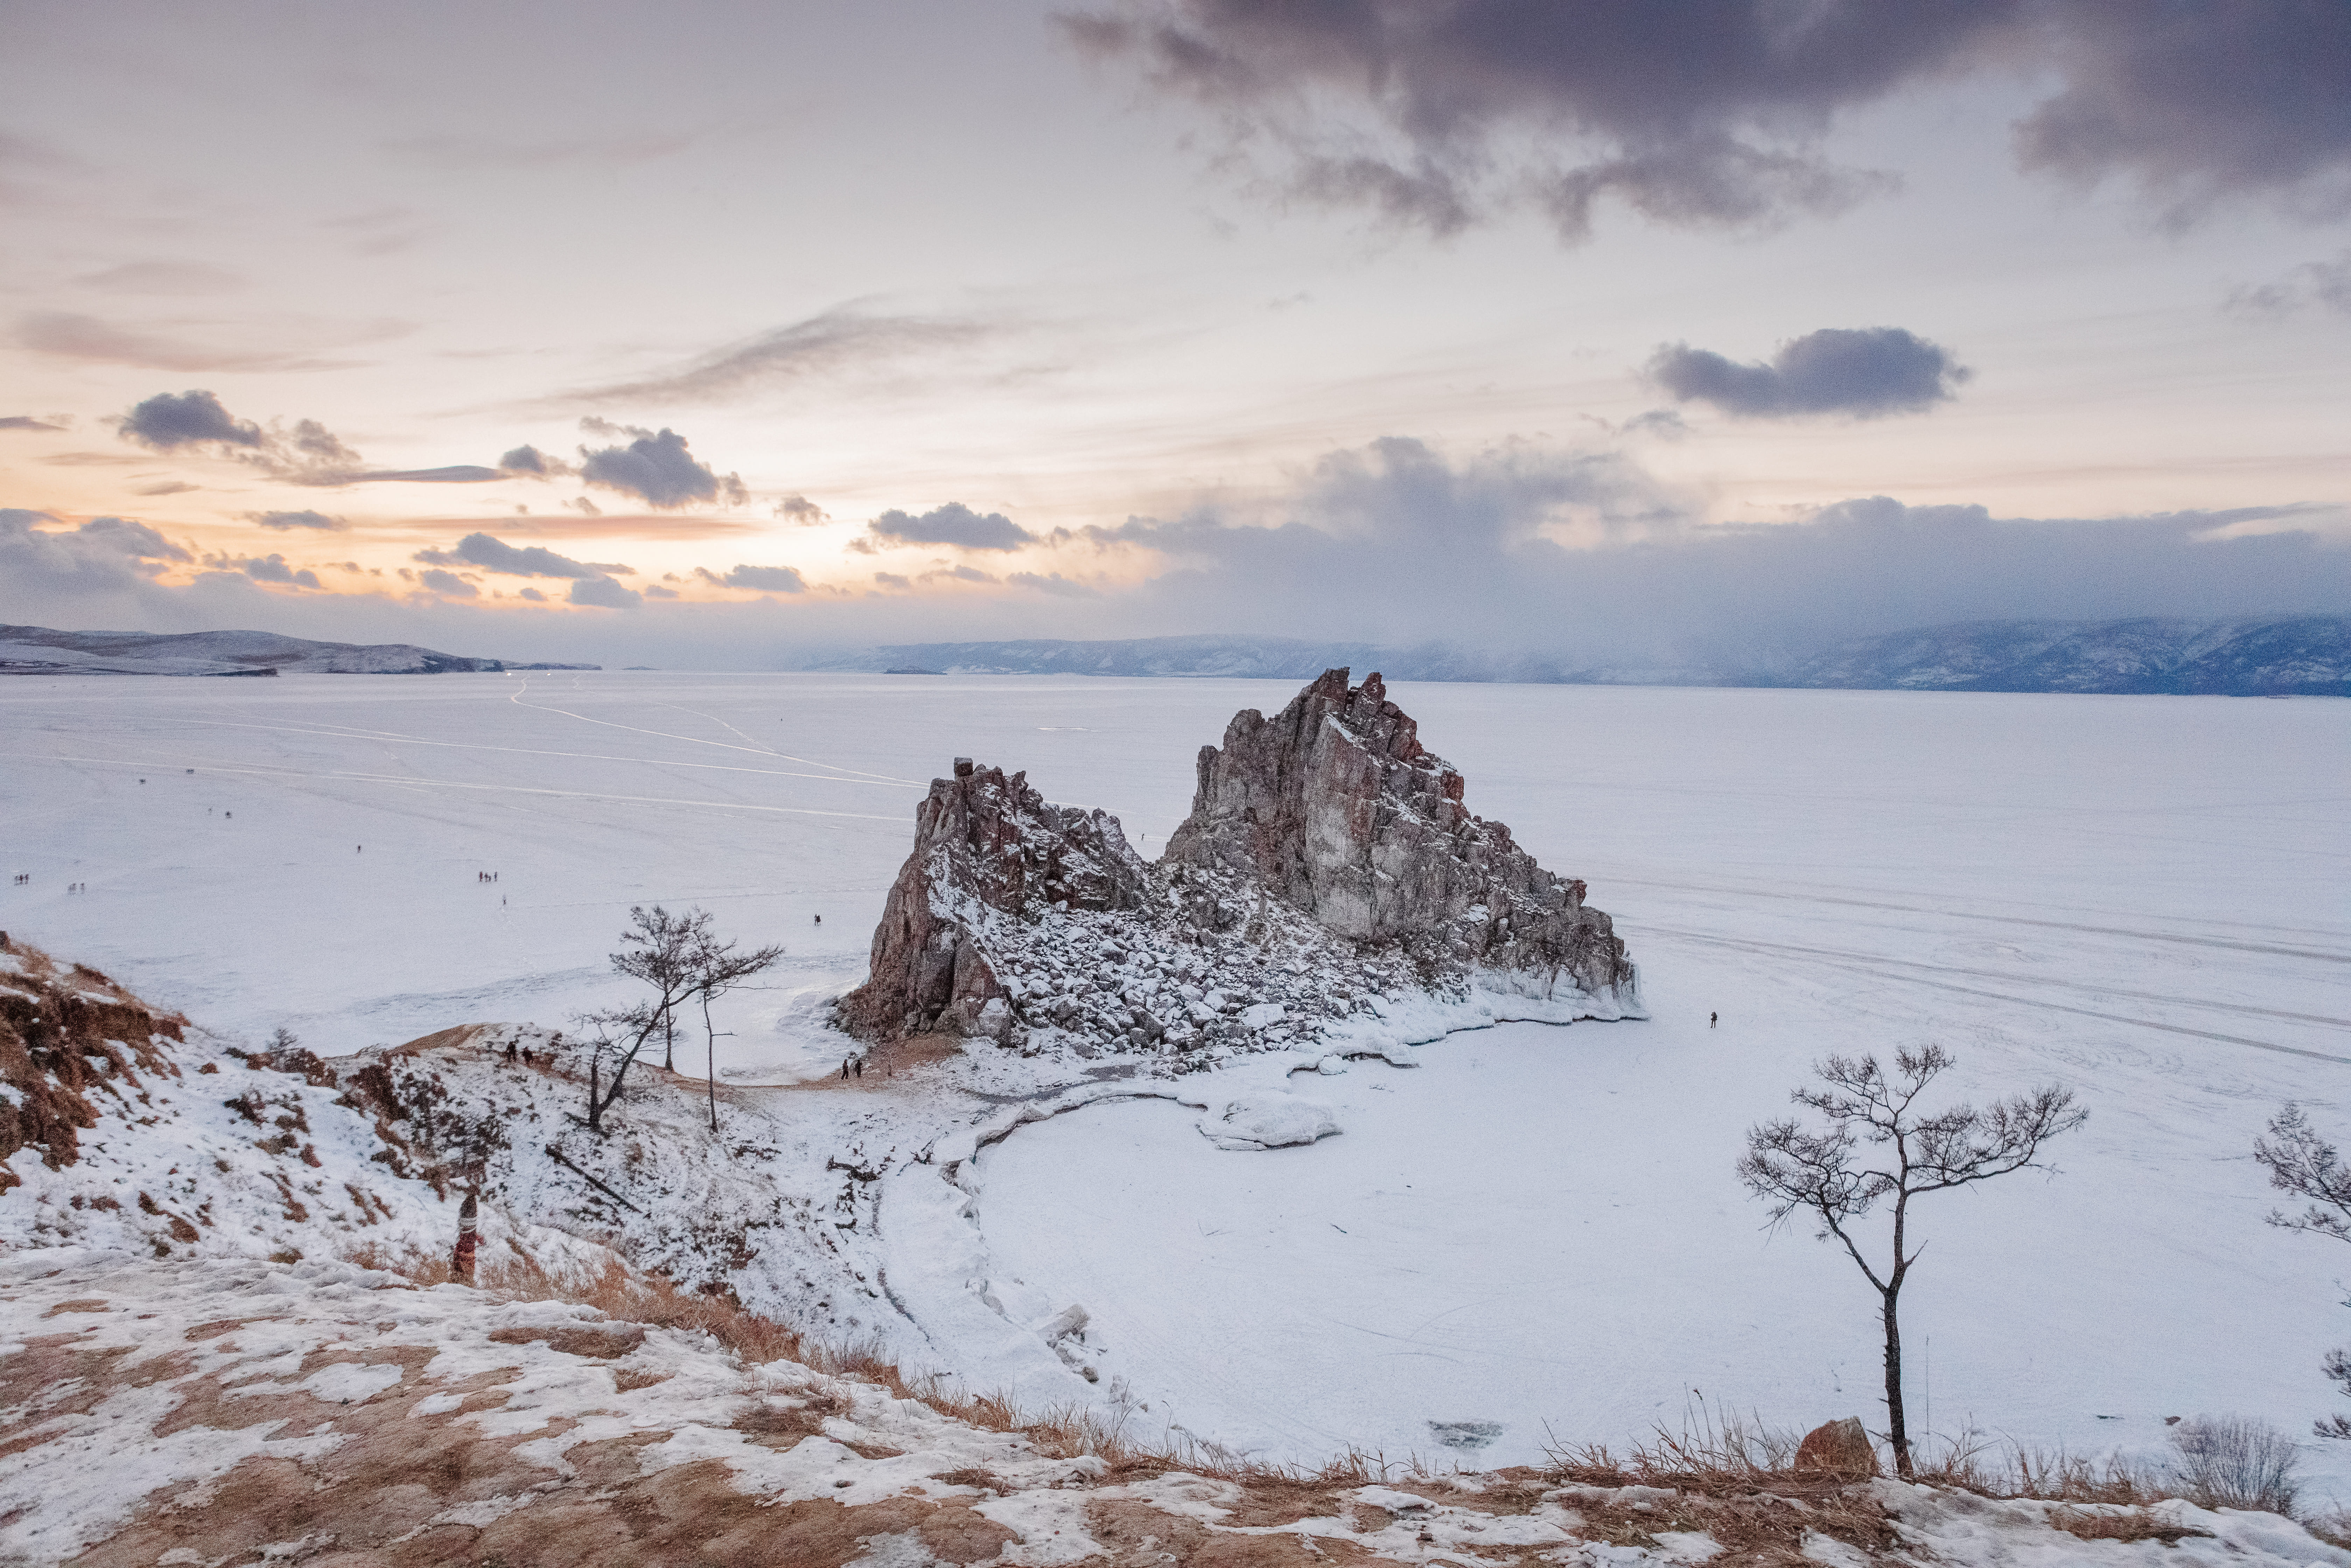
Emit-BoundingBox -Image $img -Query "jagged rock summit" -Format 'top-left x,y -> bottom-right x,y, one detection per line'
839,669 -> 1638,1057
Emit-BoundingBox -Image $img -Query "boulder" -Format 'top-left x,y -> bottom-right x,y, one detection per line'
1793,1417 -> 1881,1477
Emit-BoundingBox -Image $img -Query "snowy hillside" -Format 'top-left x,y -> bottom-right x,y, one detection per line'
6,938 -> 2347,1565
0,624 -> 596,677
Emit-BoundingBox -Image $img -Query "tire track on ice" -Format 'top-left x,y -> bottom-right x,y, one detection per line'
1647,927 -> 2351,1066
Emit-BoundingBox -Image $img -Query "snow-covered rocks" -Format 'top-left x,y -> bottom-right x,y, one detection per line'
838,669 -> 1641,1063
1198,1093 -> 1341,1151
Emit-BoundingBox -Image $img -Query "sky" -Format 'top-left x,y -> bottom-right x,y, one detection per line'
4,0 -> 2349,670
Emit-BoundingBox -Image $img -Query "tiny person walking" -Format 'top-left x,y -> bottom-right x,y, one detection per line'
1709,1011 -> 1718,1028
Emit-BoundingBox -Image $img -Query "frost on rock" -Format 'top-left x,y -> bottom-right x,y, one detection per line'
839,668 -> 1640,1060
1198,1093 -> 1341,1151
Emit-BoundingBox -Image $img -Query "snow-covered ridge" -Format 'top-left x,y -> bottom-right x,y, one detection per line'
0,623 -> 595,677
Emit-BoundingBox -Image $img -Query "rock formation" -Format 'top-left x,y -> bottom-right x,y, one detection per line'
838,670 -> 1638,1054
1164,668 -> 1631,1000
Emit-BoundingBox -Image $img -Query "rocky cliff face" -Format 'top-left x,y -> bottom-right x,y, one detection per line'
838,671 -> 1638,1054
836,758 -> 1148,1043
1164,669 -> 1632,1000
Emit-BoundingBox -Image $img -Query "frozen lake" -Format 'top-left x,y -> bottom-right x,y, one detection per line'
5,670 -> 2347,1483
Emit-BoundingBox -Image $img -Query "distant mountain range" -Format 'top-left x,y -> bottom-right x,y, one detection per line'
813,617 -> 2351,696
0,625 -> 597,677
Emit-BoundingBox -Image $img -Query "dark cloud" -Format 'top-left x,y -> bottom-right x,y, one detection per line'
119,389 -> 264,450
132,480 -> 199,496
517,587 -> 547,602
775,494 -> 828,525
578,424 -> 748,508
207,551 -> 322,589
873,572 -> 912,591
413,532 -> 609,579
499,444 -> 572,477
2016,1 -> 2351,227
417,568 -> 477,598
568,575 -> 642,609
1648,327 -> 1967,418
0,510 -> 163,597
562,306 -> 995,405
924,564 -> 997,584
643,583 -> 679,598
250,509 -> 348,532
1,415 -> 64,432
1065,1 -> 2351,239
718,564 -> 808,593
868,502 -> 1035,552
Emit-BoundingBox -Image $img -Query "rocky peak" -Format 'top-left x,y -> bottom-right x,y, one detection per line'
1166,669 -> 1630,999
839,671 -> 1638,1052
837,760 -> 1147,1043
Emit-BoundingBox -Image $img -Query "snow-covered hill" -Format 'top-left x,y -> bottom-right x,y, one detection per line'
0,624 -> 596,677
811,616 -> 2351,695
6,938 -> 2344,1566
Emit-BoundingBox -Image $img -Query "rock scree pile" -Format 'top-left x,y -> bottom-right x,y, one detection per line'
838,668 -> 1639,1057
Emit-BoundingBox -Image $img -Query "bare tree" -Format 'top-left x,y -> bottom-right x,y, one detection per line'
611,905 -> 709,1071
687,927 -> 785,1132
1738,1045 -> 2085,1477
571,999 -> 661,1135
2254,1104 -> 2351,1437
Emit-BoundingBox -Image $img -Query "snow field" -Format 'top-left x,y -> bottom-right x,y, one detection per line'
5,670 -> 2347,1503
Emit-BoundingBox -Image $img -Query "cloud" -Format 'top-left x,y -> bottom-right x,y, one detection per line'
2015,2 -> 2351,227
249,509 -> 348,532
1648,327 -> 1967,418
643,583 -> 678,598
716,565 -> 807,593
517,587 -> 546,602
499,444 -> 572,476
1047,435 -> 2351,667
206,551 -> 322,589
1007,570 -> 1098,597
868,502 -> 1035,551
560,305 -> 996,405
924,564 -> 997,584
1064,2 -> 2351,240
319,465 -> 506,485
1,415 -> 63,432
2230,251 -> 2351,317
775,494 -> 828,525
119,390 -> 264,450
577,424 -> 748,508
75,515 -> 191,565
0,509 -> 193,596
413,532 -> 609,579
873,572 -> 912,591
568,575 -> 642,609
417,568 -> 477,597
18,311 -> 360,372
75,261 -> 245,296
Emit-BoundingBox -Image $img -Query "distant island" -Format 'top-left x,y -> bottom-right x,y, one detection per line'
810,616 -> 2351,698
0,625 -> 597,677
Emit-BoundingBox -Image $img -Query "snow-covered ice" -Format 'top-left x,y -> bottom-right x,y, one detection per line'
5,670 -> 2347,1499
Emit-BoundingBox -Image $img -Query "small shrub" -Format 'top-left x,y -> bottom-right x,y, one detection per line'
2168,1416 -> 2300,1515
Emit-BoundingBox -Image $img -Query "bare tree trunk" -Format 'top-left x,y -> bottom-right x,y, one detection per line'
1882,1283 -> 1912,1478
662,1004 -> 674,1072
702,994 -> 719,1133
